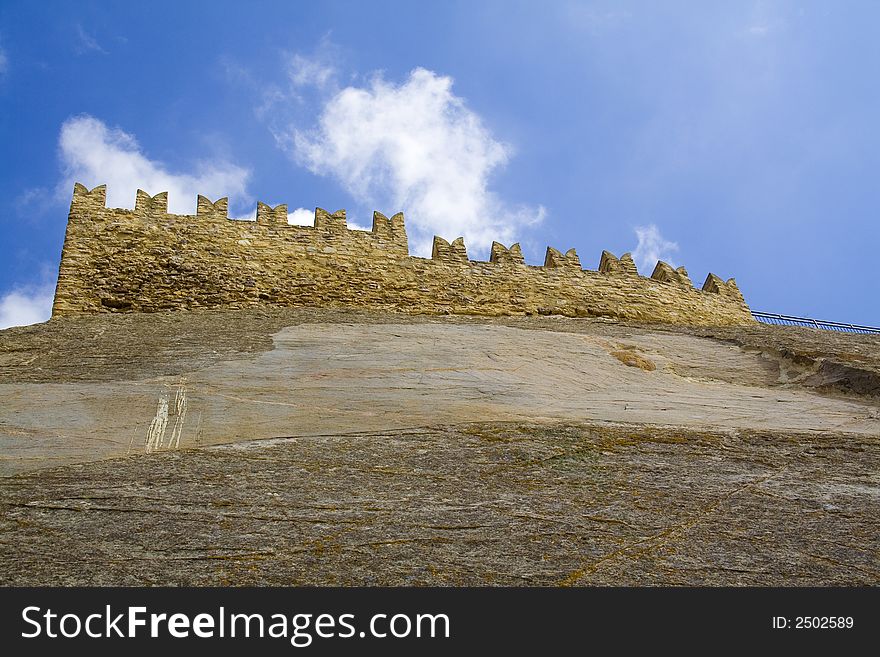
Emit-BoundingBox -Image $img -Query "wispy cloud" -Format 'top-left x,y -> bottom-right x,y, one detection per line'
58,115 -> 251,214
14,186 -> 61,221
74,24 -> 108,55
0,284 -> 54,329
0,39 -> 8,76
741,1 -> 789,39
745,23 -> 771,37
564,4 -> 632,35
287,53 -> 337,91
632,224 -> 678,274
252,40 -> 341,122
274,62 -> 545,256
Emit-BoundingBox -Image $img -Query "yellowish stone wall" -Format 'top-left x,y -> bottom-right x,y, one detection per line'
52,184 -> 754,326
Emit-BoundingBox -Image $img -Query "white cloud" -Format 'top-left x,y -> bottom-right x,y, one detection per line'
0,285 -> 54,329
280,65 -> 545,257
0,43 -> 8,76
58,115 -> 251,214
632,224 -> 679,274
287,207 -> 315,225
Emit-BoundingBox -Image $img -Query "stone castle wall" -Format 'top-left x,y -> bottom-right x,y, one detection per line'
52,184 -> 754,326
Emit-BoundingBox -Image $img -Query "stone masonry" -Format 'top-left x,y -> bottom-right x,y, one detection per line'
52,184 -> 754,326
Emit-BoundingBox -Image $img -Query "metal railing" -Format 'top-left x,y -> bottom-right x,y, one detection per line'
752,311 -> 880,334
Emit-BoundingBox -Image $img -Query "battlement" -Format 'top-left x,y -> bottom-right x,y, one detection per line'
53,184 -> 754,325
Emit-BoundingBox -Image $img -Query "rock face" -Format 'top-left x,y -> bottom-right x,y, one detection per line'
52,184 -> 753,326
0,309 -> 878,586
3,421 -> 878,587
9,185 -> 874,586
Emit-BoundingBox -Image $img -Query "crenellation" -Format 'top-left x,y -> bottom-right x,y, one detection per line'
389,211 -> 406,234
198,195 -> 229,219
599,251 -> 640,276
134,190 -> 169,215
52,183 -> 754,326
702,273 -> 745,303
675,266 -> 692,286
599,250 -> 624,275
432,236 -> 469,265
490,241 -> 525,266
651,261 -> 693,287
619,253 -> 639,275
543,247 -> 581,270
72,183 -> 107,210
371,210 -> 393,237
370,211 -> 409,254
256,201 -> 287,225
314,207 -> 347,232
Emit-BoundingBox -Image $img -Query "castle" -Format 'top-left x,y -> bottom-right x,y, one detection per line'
52,183 -> 753,326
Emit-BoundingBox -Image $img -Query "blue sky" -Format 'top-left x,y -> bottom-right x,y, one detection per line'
1,0 -> 878,327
